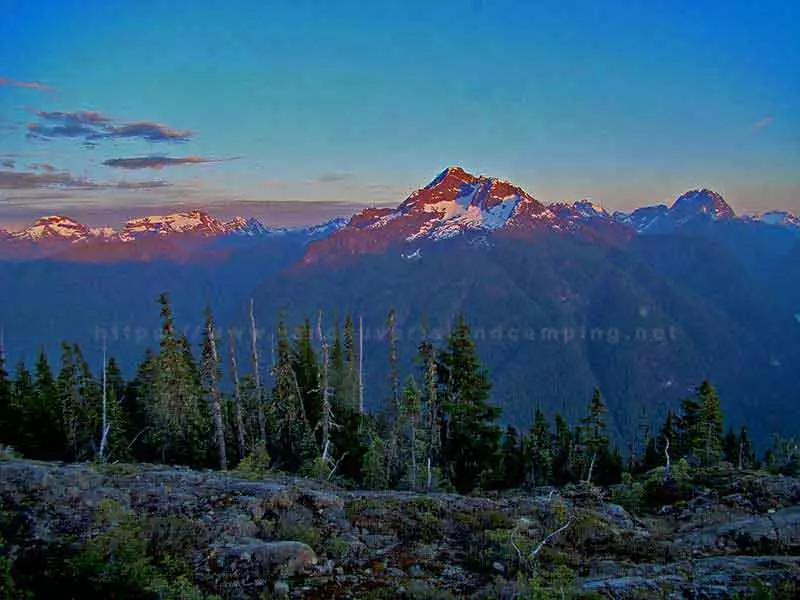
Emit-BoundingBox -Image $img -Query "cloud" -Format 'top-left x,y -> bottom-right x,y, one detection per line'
1,160 -> 14,169
103,122 -> 192,142
0,169 -> 96,190
0,76 -> 55,92
28,162 -> 57,173
753,116 -> 774,129
316,172 -> 353,183
26,110 -> 193,144
0,168 -> 168,191
102,155 -> 233,169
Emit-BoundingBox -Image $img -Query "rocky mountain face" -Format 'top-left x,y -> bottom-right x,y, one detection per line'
1,458 -> 798,598
301,167 -> 632,265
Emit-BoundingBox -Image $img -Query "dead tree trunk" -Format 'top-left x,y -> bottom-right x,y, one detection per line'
207,317 -> 227,471
228,328 -> 247,460
249,298 -> 266,442
317,311 -> 333,460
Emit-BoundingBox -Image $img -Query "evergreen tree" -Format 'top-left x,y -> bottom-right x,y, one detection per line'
523,407 -> 553,487
293,318 -> 321,435
100,355 -> 130,462
30,350 -> 65,459
269,317 -> 315,471
552,412 -> 575,485
385,309 -> 403,486
419,336 -> 442,491
499,425 -> 524,488
147,294 -> 211,467
0,333 -> 15,447
677,396 -> 702,460
697,380 -> 724,466
581,388 -> 609,484
438,315 -> 501,493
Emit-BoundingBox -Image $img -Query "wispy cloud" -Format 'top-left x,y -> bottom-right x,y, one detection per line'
0,76 -> 55,92
0,168 -> 168,191
28,162 -> 57,173
753,115 -> 774,130
26,110 -> 193,144
316,172 -> 353,183
102,155 -> 235,169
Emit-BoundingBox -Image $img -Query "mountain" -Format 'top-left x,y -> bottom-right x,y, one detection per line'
1,167 -> 799,448
615,189 -> 736,234
746,210 -> 800,229
302,167 -> 631,265
11,215 -> 94,242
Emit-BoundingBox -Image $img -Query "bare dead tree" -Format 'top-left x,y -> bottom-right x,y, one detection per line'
664,436 -> 672,483
358,316 -> 365,416
98,333 -> 110,463
249,298 -> 266,442
228,329 -> 247,460
205,311 -> 227,471
316,311 -> 334,461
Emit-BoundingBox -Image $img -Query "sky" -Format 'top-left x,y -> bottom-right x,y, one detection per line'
0,0 -> 798,229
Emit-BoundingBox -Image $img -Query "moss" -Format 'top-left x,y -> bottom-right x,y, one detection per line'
274,515 -> 320,550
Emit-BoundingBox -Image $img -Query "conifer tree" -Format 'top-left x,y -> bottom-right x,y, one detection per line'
500,425 -> 524,487
148,294 -> 210,466
0,332 -> 15,446
31,350 -> 64,459
418,335 -> 441,490
294,318 -> 321,434
581,388 -> 609,484
438,315 -> 501,492
697,380 -> 724,466
11,362 -> 35,454
524,408 -> 553,487
552,412 -> 574,485
385,309 -> 402,486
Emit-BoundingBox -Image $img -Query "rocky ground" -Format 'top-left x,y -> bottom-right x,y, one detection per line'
1,458 -> 799,599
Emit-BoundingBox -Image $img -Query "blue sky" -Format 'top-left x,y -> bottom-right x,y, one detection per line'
0,0 -> 797,227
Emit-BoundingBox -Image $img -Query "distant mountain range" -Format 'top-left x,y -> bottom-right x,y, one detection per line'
1,167 -> 798,448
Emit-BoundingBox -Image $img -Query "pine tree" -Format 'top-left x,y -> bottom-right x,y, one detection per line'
677,396 -> 702,460
581,388 -> 609,484
269,317 -> 315,471
148,294 -> 210,466
438,315 -> 501,493
30,350 -> 64,460
11,362 -> 35,455
0,332 -> 15,447
500,426 -> 524,488
552,412 -> 574,485
294,318 -> 321,435
418,336 -> 441,491
385,309 -> 402,486
400,375 -> 423,490
738,426 -> 755,470
100,355 -> 130,462
524,407 -> 553,487
697,380 -> 724,466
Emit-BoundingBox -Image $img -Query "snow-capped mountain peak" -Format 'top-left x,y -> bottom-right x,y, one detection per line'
572,199 -> 609,218
119,210 -> 229,241
751,210 -> 800,229
11,215 -> 93,242
670,188 -> 735,221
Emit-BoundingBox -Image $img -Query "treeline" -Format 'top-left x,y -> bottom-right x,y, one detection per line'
0,295 -> 797,492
